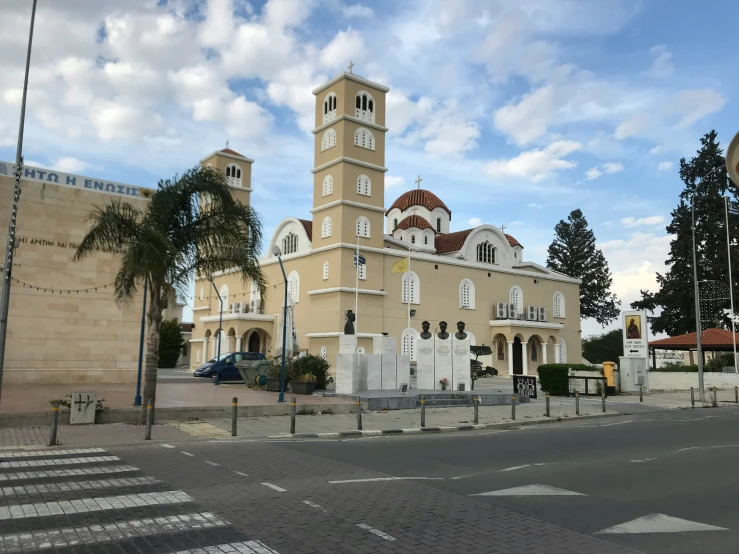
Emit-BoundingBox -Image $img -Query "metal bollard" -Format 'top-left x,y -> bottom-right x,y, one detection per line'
545,393 -> 550,418
511,394 -> 516,420
231,397 -> 238,437
356,396 -> 362,430
214,371 -> 220,386
576,392 -> 580,415
49,401 -> 60,446
145,399 -> 153,440
639,384 -> 643,402
290,397 -> 296,434
712,388 -> 718,408
691,386 -> 695,407
473,396 -> 479,425
421,395 -> 426,428
602,392 -> 606,413
735,386 -> 738,405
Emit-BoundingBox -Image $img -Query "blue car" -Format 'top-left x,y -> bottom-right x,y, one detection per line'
193,352 -> 266,382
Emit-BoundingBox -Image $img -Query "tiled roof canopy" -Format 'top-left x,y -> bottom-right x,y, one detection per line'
649,329 -> 739,351
434,229 -> 522,254
387,190 -> 452,217
220,148 -> 247,158
298,219 -> 313,241
395,215 -> 434,231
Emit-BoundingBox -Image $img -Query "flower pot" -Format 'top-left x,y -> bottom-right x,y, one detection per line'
291,381 -> 316,395
441,384 -> 447,391
266,378 -> 284,392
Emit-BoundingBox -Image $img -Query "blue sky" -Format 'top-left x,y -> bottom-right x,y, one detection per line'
1,0 -> 737,337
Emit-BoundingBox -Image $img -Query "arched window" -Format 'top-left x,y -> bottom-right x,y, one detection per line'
322,261 -> 329,280
553,292 -> 565,318
356,216 -> 370,238
354,128 -> 375,150
282,232 -> 298,255
424,235 -> 428,245
402,328 -> 417,361
321,217 -> 332,238
322,92 -> 337,124
199,287 -> 204,301
322,175 -> 333,197
509,285 -> 523,315
319,346 -> 327,360
459,279 -> 475,309
225,164 -> 242,187
402,271 -> 420,304
249,281 -> 261,313
477,241 -> 495,264
411,235 -> 416,244
219,284 -> 229,310
355,91 -> 375,123
287,271 -> 299,303
436,218 -> 441,233
357,174 -> 371,196
321,129 -> 337,151
558,338 -> 567,363
393,218 -> 398,230
359,261 -> 367,280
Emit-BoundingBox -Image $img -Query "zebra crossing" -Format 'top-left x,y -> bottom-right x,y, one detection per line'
0,448 -> 280,553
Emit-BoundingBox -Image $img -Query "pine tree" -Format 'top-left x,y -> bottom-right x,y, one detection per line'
546,209 -> 620,326
637,131 -> 737,336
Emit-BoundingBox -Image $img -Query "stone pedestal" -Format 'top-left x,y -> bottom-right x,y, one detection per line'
366,355 -> 382,390
381,354 -> 397,390
373,336 -> 397,355
416,337 -> 435,390
335,353 -> 359,395
339,335 -> 358,354
452,338 -> 471,391
357,354 -> 368,390
396,355 -> 411,389
434,337 -> 453,390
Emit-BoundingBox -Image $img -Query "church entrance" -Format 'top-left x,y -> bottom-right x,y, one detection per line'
512,337 -> 523,375
247,331 -> 261,353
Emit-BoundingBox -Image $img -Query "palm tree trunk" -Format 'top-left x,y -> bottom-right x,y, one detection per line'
141,286 -> 163,423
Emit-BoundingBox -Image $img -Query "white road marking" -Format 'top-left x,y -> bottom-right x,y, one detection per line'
0,448 -> 106,459
0,512 -> 229,552
630,458 -> 657,463
181,451 -> 195,457
0,490 -> 192,520
302,500 -> 328,512
261,482 -> 287,493
161,444 -> 175,449
471,485 -> 587,497
173,541 -> 280,554
599,421 -> 633,427
499,463 -> 552,472
328,476 -> 443,484
0,476 -> 160,498
0,456 -> 119,469
233,471 -> 249,477
205,461 -> 219,466
0,465 -> 139,482
357,523 -> 396,541
676,444 -> 739,453
595,513 -> 729,534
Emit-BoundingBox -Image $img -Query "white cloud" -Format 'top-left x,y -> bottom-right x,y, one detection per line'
493,85 -> 556,145
320,28 -> 366,69
602,162 -> 623,173
385,175 -> 405,189
620,216 -> 665,227
484,140 -> 581,182
649,145 -> 666,155
586,167 -> 602,180
52,157 -> 93,173
658,161 -> 673,171
672,89 -> 726,128
527,202 -> 543,209
468,217 -> 482,226
647,45 -> 673,78
342,4 -> 374,18
615,113 -> 652,139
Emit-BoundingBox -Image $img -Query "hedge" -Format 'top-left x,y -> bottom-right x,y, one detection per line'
651,365 -> 722,373
537,364 -> 597,396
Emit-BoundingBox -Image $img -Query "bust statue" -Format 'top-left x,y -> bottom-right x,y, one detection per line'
455,321 -> 468,340
344,310 -> 356,335
437,321 -> 450,340
420,320 -> 432,340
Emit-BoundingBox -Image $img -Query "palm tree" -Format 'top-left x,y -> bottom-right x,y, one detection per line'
75,166 -> 266,420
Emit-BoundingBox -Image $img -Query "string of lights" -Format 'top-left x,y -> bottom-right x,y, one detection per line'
11,277 -> 116,294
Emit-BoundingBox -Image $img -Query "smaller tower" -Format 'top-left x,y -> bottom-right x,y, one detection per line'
200,147 -> 254,206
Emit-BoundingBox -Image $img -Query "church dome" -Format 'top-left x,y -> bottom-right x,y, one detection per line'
395,214 -> 434,231
387,189 -> 452,218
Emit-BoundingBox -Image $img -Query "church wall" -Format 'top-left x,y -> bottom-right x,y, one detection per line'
342,121 -> 386,169
313,165 -> 344,206
340,164 -> 385,209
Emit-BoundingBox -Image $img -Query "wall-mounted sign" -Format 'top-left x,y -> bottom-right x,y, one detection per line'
622,310 -> 648,358
0,161 -> 151,200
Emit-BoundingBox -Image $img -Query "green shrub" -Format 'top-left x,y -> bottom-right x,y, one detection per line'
537,364 -> 597,396
288,355 -> 332,390
158,318 -> 184,368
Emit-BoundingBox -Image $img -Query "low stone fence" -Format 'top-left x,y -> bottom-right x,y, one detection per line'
648,371 -> 739,391
568,368 -> 621,395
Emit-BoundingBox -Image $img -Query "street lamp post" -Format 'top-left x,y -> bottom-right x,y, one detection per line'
133,280 -> 148,406
272,245 -> 288,403
209,279 -> 223,386
691,194 -> 706,402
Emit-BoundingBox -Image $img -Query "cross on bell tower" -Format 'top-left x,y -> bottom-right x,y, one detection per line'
500,224 -> 506,233
415,175 -> 423,190
348,61 -> 354,74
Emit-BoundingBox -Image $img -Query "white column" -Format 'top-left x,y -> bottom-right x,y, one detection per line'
507,341 -> 514,376
541,342 -> 548,365
554,343 -> 561,363
225,335 -> 232,353
202,338 -> 208,364
522,342 -> 528,376
235,336 -> 242,352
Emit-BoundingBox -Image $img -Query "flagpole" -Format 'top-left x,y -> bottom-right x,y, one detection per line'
355,234 -> 360,341
726,197 -> 738,373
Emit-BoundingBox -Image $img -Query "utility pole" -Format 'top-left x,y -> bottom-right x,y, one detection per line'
0,0 -> 38,406
692,194 -> 705,402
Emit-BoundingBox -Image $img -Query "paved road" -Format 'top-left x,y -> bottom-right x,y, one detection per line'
2,406 -> 736,553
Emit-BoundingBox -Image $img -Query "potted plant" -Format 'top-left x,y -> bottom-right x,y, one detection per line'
289,354 -> 332,390
266,360 -> 288,392
439,377 -> 449,391
291,373 -> 317,395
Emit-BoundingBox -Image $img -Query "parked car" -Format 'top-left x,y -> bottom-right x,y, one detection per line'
193,352 -> 266,381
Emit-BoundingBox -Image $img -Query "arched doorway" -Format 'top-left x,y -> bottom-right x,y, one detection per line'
512,337 -> 523,375
248,331 -> 261,353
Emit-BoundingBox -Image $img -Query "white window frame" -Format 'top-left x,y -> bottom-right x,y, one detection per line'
402,271 -> 420,304
250,281 -> 261,313
476,241 -> 496,264
355,90 -> 375,123
353,127 -> 375,150
199,287 -> 204,301
558,338 -> 567,363
553,291 -> 565,318
321,216 -> 332,238
322,261 -> 329,280
356,216 -> 370,238
509,285 -> 523,316
225,163 -> 242,187
219,284 -> 229,310
319,346 -> 327,360
357,174 -> 371,196
459,279 -> 475,310
359,262 -> 367,280
287,271 -> 300,303
322,175 -> 333,197
282,232 -> 298,255
321,129 -> 337,151
322,92 -> 337,124
402,328 -> 418,361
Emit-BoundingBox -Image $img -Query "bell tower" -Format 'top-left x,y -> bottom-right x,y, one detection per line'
199,146 -> 254,207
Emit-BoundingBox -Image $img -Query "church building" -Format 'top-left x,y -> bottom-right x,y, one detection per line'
191,70 -> 582,376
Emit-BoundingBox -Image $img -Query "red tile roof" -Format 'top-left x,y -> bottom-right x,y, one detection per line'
506,233 -> 523,248
435,229 -> 473,254
395,214 -> 434,231
220,148 -> 247,158
649,329 -> 739,350
298,219 -> 313,241
387,190 -> 452,217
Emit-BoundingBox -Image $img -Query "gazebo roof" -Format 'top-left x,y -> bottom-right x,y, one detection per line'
649,329 -> 739,351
